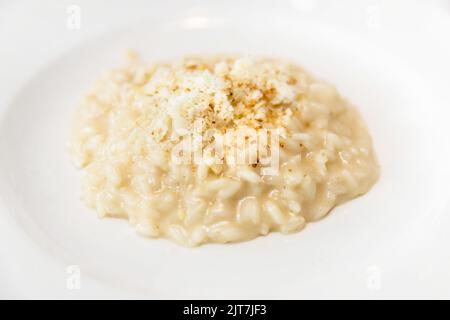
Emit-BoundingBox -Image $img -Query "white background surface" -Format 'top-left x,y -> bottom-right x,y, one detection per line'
0,0 -> 450,299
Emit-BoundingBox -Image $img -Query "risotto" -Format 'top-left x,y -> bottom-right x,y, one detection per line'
69,53 -> 379,246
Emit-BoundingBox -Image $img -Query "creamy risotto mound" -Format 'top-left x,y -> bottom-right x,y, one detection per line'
70,53 -> 379,246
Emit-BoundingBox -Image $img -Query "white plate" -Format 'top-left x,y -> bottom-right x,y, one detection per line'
1,0 -> 450,299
